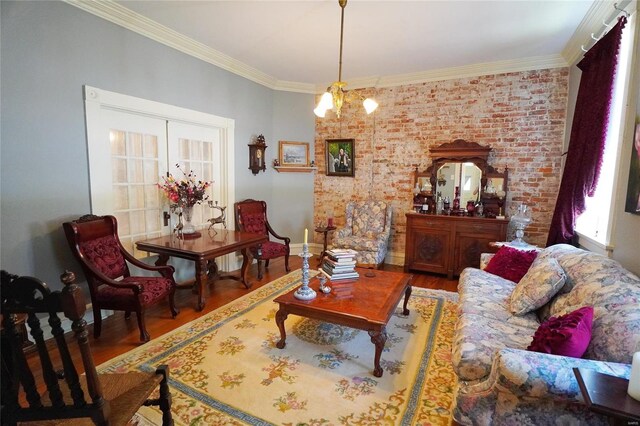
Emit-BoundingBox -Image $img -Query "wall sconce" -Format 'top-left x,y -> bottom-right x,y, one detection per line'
248,134 -> 267,175
437,170 -> 447,186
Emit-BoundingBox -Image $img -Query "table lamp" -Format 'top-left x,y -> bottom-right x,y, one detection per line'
510,204 -> 532,246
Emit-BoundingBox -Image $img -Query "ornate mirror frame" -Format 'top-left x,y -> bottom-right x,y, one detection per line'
414,139 -> 508,217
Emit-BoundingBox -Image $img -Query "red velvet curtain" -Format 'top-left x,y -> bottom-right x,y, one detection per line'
546,16 -> 627,246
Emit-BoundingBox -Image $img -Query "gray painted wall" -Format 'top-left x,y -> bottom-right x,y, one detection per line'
1,1 -> 315,289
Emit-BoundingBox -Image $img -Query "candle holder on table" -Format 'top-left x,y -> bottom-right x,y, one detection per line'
294,244 -> 316,300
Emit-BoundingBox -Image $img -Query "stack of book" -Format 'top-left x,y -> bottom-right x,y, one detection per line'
320,249 -> 359,281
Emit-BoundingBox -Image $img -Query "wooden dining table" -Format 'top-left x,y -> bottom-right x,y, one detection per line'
136,230 -> 268,311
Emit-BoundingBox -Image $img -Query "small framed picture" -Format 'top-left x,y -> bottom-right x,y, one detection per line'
326,138 -> 355,177
278,141 -> 310,167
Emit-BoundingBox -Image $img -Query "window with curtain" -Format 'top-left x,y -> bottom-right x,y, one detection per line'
575,12 -> 636,249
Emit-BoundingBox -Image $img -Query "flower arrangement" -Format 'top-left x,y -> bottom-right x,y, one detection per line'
158,164 -> 211,208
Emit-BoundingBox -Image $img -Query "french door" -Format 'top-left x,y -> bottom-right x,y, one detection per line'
167,122 -> 223,231
92,109 -> 168,256
84,86 -> 235,264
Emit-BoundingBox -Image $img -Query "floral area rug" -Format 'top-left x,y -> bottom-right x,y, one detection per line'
99,270 -> 459,426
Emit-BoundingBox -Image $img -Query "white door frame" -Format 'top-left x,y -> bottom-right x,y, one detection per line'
84,85 -> 238,270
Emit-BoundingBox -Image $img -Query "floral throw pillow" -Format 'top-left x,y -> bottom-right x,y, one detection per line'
484,245 -> 538,283
509,256 -> 566,316
527,306 -> 594,358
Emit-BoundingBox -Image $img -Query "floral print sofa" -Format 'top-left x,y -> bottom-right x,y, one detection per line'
452,244 -> 640,425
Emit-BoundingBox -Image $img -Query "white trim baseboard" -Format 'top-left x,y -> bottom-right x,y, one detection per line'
36,304 -> 114,341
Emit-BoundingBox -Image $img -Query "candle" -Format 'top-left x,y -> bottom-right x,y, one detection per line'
304,228 -> 308,244
629,352 -> 640,401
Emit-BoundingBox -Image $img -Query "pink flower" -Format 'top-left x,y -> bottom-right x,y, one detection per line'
158,164 -> 212,207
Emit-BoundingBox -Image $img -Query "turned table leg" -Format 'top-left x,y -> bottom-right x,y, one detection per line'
275,306 -> 289,349
155,254 -> 170,267
240,248 -> 252,289
194,259 -> 208,311
403,286 -> 412,315
369,326 -> 387,378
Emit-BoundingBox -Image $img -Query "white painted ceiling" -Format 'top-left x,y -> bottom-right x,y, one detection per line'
117,0 -> 597,88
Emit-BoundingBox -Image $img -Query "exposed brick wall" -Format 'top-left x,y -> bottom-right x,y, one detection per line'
314,68 -> 569,258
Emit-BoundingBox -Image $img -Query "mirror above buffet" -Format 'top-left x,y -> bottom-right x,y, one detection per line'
412,139 -> 508,218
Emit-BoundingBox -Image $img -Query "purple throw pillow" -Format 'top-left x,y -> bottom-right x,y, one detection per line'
484,245 -> 538,283
527,306 -> 594,358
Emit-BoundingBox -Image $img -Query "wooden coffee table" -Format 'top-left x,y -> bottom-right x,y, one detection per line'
273,269 -> 412,377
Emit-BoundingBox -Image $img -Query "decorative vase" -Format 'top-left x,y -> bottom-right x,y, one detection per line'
510,204 -> 532,246
181,205 -> 197,234
466,200 -> 475,216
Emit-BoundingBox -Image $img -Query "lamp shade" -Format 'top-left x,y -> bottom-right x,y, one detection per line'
319,92 -> 334,110
313,105 -> 327,118
363,98 -> 378,114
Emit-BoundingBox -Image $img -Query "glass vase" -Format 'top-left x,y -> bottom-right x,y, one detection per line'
510,204 -> 532,246
181,205 -> 197,234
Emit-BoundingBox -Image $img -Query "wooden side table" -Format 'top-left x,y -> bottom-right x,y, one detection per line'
573,367 -> 640,423
315,226 -> 336,265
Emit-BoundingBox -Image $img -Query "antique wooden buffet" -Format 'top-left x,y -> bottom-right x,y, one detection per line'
404,214 -> 509,278
404,139 -> 510,278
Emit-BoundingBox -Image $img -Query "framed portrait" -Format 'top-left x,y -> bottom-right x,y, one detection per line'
326,138 -> 355,177
624,122 -> 640,214
278,141 -> 310,167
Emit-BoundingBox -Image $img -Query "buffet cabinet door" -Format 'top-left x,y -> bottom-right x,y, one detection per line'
404,213 -> 508,278
404,216 -> 452,275
454,221 -> 507,275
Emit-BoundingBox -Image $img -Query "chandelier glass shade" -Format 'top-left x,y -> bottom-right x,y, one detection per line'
314,0 -> 378,118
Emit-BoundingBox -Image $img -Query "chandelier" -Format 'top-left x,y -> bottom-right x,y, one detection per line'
313,0 -> 378,118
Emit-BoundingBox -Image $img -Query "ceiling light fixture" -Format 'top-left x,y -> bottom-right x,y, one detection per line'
314,0 -> 378,119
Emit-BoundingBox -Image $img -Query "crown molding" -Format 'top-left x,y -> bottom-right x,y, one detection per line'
66,0 -> 572,95
372,55 -> 568,89
562,0 -> 634,66
273,80 -> 317,94
64,0 -> 279,89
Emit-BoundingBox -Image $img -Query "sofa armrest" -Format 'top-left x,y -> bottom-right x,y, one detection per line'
376,227 -> 391,243
491,348 -> 631,401
335,227 -> 352,238
480,253 -> 494,270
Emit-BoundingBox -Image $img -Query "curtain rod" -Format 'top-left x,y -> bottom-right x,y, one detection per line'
582,0 -> 632,52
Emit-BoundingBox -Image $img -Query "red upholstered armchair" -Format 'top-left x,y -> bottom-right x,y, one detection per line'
63,215 -> 178,342
234,199 -> 290,280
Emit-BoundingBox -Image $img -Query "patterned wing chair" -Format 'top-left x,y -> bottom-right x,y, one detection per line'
332,200 -> 393,268
63,215 -> 179,342
234,199 -> 291,280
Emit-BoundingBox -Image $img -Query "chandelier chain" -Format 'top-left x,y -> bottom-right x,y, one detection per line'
313,0 -> 378,118
338,0 -> 346,82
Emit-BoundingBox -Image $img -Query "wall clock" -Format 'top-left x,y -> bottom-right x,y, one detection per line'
248,134 -> 267,175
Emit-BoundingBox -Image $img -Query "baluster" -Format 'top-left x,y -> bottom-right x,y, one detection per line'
3,313 -> 39,411
49,312 -> 85,407
60,271 -> 107,415
7,314 -> 41,409
27,312 -> 64,408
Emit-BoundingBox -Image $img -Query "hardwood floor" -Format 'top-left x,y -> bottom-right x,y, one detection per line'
23,257 -> 458,379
